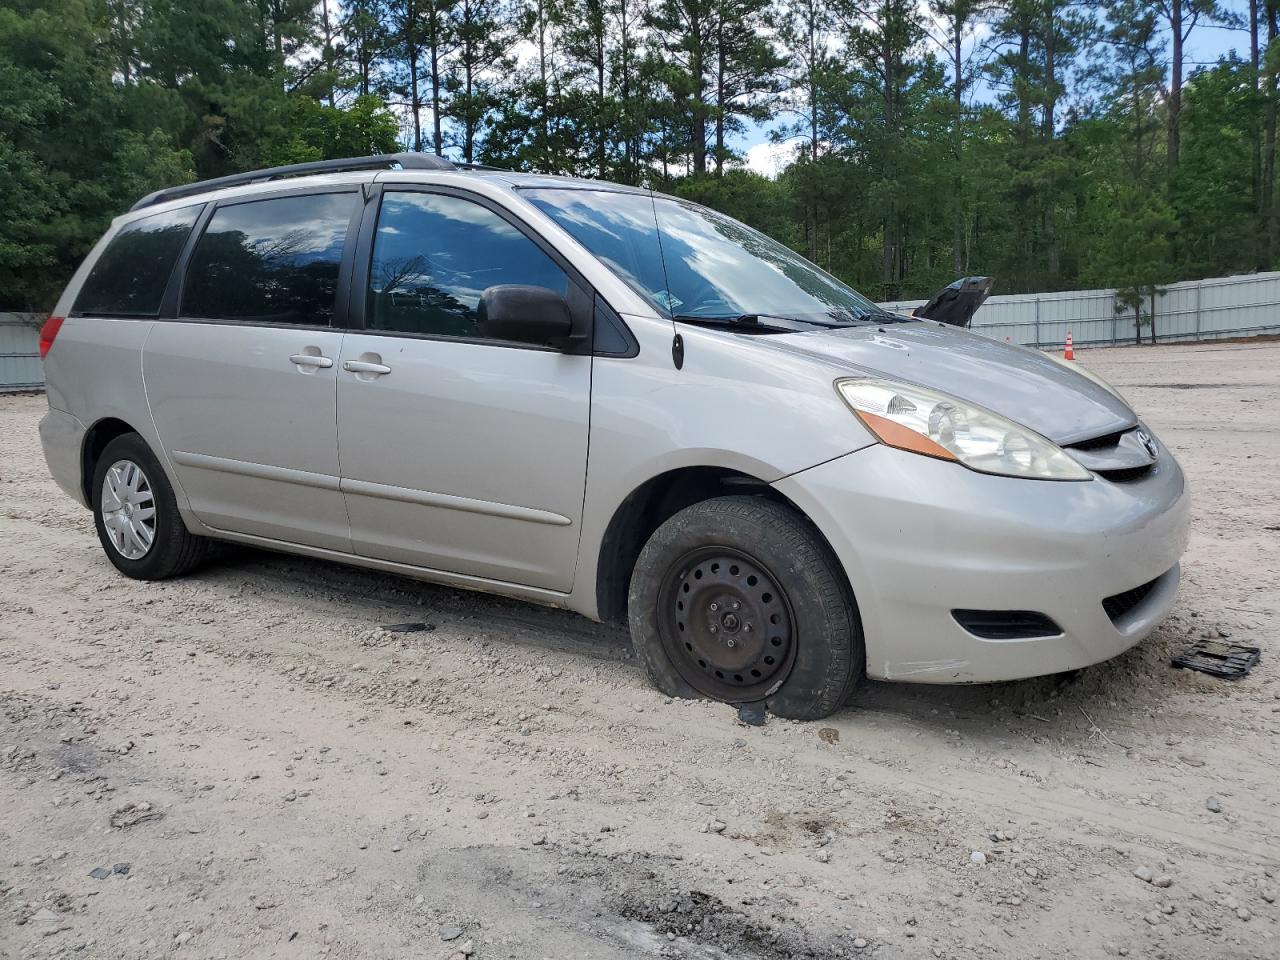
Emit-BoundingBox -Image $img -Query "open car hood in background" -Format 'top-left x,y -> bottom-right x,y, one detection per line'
912,276 -> 993,327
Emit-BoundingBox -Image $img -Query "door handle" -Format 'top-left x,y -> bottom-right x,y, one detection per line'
343,359 -> 392,375
290,354 -> 333,368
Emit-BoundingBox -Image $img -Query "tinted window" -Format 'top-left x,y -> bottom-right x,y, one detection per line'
73,205 -> 201,316
368,192 -> 568,339
183,192 -> 357,325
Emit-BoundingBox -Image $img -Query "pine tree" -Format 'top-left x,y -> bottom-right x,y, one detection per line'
776,0 -> 836,260
562,0 -> 614,176
1151,0 -> 1231,176
610,0 -> 652,182
386,0 -> 426,150
446,0 -> 518,162
924,0 -> 987,273
710,0 -> 783,173
646,0 -> 717,173
421,0 -> 460,155
341,0 -> 392,99
830,0 -> 942,298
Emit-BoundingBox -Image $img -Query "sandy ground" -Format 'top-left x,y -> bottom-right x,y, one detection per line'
1,339 -> 1278,960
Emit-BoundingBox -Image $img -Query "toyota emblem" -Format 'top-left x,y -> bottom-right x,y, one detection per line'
1137,428 -> 1159,459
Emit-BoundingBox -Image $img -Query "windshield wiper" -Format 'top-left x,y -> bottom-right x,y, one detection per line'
832,306 -> 905,324
672,313 -> 827,333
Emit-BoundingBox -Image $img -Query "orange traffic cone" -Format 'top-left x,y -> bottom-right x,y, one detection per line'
1064,331 -> 1075,361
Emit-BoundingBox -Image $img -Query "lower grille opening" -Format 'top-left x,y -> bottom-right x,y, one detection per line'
1102,576 -> 1161,624
1096,464 -> 1154,483
953,609 -> 1063,640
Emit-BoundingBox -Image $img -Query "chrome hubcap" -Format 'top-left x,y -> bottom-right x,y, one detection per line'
100,459 -> 156,560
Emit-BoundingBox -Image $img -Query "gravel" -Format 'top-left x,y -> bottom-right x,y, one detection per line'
2,341 -> 1278,958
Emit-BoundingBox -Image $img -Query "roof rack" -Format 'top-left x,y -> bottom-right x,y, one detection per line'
129,152 -> 457,212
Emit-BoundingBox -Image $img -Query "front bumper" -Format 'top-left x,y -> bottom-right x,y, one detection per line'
774,444 -> 1190,683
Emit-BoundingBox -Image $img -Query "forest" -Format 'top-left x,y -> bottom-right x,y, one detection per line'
0,0 -> 1271,312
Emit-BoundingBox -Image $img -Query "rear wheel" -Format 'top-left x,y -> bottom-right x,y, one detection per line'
91,433 -> 213,580
628,496 -> 863,720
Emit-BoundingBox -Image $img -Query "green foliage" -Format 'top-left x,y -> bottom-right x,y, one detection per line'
671,170 -> 795,241
1085,182 -> 1176,341
0,0 -> 195,309
1,0 -> 1276,316
0,0 -> 404,308
255,95 -> 402,166
1172,57 -> 1262,275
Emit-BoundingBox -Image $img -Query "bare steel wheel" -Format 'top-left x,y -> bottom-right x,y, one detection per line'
99,459 -> 156,559
659,547 -> 797,702
629,496 -> 864,720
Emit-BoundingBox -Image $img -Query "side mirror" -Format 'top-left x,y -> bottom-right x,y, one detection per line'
478,285 -> 573,348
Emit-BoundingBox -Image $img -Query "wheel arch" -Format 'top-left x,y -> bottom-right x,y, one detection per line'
593,465 -> 849,624
81,417 -> 143,504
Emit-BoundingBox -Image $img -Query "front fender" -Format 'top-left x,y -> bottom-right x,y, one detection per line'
567,314 -> 876,618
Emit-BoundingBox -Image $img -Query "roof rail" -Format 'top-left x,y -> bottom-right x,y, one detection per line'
129,152 -> 457,212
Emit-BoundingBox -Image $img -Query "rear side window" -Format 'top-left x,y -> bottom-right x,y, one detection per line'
183,192 -> 358,326
73,206 -> 201,316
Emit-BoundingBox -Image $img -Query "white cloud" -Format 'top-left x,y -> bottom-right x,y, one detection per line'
741,142 -> 797,179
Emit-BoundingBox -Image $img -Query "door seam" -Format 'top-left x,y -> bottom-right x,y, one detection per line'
333,330 -> 355,550
140,320 -> 195,511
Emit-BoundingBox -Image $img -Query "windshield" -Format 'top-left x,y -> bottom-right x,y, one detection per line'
522,188 -> 896,326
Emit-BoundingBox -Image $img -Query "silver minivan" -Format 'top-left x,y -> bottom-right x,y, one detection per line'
39,153 -> 1189,720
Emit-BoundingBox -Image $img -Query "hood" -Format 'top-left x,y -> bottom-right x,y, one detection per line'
912,276 -> 993,327
771,321 -> 1136,445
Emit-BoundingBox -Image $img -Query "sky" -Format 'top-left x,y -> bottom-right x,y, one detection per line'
741,0 -> 1255,176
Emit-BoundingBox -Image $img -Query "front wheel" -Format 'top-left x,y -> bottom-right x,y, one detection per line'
628,496 -> 863,720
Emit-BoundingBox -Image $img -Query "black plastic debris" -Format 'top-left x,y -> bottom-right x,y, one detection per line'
735,701 -> 767,726
912,276 -> 994,327
1171,640 -> 1261,680
381,622 -> 435,633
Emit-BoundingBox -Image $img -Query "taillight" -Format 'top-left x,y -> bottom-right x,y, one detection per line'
38,315 -> 65,359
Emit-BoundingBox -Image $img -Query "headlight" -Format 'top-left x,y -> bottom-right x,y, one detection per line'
1047,354 -> 1127,403
836,378 -> 1092,481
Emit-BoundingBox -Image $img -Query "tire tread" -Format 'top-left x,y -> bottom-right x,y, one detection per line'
628,495 -> 863,720
92,433 -> 214,581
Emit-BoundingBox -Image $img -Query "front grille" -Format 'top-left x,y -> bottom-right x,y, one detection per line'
1065,427 -> 1157,482
1068,430 -> 1126,452
1096,464 -> 1154,483
952,609 -> 1063,640
1102,576 -> 1161,623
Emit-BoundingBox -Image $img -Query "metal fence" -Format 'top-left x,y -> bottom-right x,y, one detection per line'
880,271 -> 1280,349
0,313 -> 44,393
